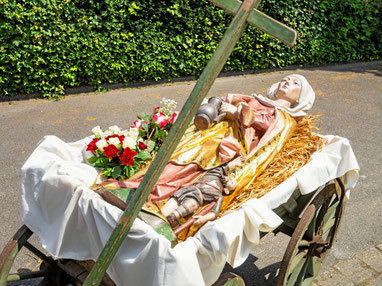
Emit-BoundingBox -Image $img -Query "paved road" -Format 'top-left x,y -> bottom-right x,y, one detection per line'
1,61 -> 381,285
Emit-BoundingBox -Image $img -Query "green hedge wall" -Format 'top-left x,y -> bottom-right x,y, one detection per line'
1,0 -> 381,98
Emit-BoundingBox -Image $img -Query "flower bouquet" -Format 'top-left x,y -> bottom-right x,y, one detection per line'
86,98 -> 178,180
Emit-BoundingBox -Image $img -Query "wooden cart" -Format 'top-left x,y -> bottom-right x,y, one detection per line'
0,179 -> 346,285
0,1 -> 347,285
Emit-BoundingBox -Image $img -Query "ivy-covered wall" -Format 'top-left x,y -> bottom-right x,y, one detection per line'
1,0 -> 381,98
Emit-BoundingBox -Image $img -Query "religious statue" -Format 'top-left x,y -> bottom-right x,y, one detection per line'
100,74 -> 316,225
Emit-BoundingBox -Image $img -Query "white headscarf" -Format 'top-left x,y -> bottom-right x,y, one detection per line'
252,74 -> 315,117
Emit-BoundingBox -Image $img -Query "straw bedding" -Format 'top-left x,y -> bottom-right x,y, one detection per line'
224,114 -> 326,213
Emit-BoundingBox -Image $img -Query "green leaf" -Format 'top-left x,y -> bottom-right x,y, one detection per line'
134,151 -> 151,161
88,156 -> 98,164
104,167 -> 112,177
125,166 -> 135,178
142,122 -> 148,131
146,140 -> 155,152
158,129 -> 166,138
111,165 -> 122,179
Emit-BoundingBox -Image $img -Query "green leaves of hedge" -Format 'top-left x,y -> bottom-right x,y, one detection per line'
0,0 -> 381,98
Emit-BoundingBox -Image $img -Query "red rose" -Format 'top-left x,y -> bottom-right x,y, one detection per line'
119,148 -> 138,166
152,112 -> 169,128
118,135 -> 125,144
86,138 -> 100,152
138,141 -> 147,150
169,112 -> 178,123
103,144 -> 120,158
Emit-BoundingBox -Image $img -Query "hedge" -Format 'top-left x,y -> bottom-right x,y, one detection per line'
0,0 -> 381,98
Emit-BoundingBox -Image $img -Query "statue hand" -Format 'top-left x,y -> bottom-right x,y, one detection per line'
193,215 -> 206,226
193,213 -> 215,226
220,102 -> 238,120
227,155 -> 246,170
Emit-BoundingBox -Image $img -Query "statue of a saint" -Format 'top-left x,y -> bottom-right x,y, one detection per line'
100,74 -> 316,217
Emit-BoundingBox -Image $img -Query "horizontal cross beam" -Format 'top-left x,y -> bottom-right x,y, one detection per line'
211,0 -> 297,46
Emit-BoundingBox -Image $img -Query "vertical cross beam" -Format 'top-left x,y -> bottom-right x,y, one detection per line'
84,0 -> 296,284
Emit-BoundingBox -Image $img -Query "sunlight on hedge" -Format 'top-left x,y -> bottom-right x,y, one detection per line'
0,0 -> 381,98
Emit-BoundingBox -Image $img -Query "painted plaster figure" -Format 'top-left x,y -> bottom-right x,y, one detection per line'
101,74 -> 316,209
161,74 -> 317,228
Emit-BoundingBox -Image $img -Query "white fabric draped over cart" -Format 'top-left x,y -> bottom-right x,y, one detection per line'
20,135 -> 359,286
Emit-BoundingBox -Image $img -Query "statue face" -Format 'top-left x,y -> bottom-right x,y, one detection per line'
275,76 -> 301,105
224,178 -> 237,195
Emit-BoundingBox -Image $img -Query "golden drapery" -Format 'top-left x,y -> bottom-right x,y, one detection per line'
168,111 -> 296,212
168,110 -> 296,239
222,111 -> 296,211
170,120 -> 245,170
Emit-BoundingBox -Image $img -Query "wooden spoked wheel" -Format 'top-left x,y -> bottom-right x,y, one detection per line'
277,181 -> 346,286
0,225 -> 72,286
0,225 -> 116,286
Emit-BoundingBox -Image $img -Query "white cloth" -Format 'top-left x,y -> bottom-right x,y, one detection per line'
253,74 -> 316,116
20,135 -> 359,286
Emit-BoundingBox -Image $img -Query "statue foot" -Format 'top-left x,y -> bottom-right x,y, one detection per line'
166,214 -> 180,228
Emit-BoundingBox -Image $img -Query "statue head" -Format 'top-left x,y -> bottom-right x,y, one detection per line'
274,75 -> 302,107
265,74 -> 315,116
224,177 -> 237,195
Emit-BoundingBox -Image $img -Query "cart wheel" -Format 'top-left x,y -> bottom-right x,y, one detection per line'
0,225 -> 69,286
277,181 -> 346,286
1,225 -> 33,285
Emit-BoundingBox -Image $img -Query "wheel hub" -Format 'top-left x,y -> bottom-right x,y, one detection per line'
309,234 -> 329,258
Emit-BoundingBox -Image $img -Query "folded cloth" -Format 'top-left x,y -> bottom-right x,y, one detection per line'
20,135 -> 359,286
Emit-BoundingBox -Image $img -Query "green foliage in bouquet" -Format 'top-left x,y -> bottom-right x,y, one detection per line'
86,98 -> 178,180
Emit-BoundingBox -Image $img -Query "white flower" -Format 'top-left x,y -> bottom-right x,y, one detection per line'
108,137 -> 121,149
96,139 -> 108,151
108,125 -> 121,135
129,127 -> 139,137
91,126 -> 103,138
121,128 -> 138,139
160,97 -> 177,112
122,137 -> 136,149
118,128 -> 128,135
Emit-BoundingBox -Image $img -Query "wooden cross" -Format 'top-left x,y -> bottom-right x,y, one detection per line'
84,1 -> 297,284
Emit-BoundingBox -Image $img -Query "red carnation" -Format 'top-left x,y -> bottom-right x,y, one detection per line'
86,138 -> 100,152
170,112 -> 178,123
103,144 -> 120,158
131,119 -> 147,129
119,148 -> 138,166
153,106 -> 160,113
138,141 -> 147,150
152,112 -> 169,128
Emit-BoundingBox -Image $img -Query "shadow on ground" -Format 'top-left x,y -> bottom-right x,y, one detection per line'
220,255 -> 280,286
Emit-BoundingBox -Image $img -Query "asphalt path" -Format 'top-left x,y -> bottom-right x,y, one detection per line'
0,61 -> 381,285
